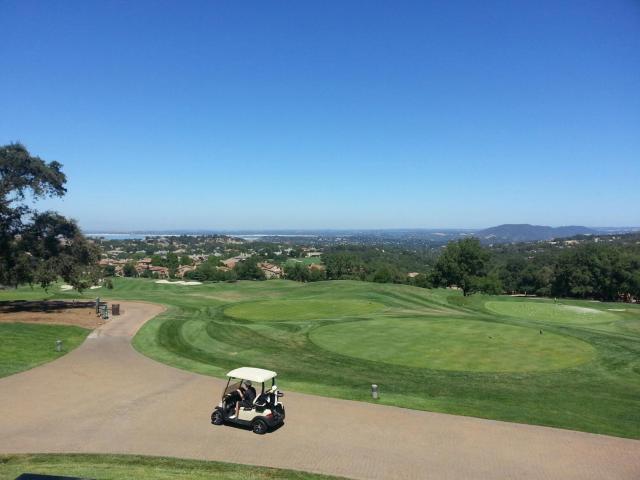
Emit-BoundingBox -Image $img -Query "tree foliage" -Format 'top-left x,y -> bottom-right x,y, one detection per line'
123,262 -> 137,277
432,238 -> 492,296
550,244 -> 637,301
0,143 -> 99,289
324,252 -> 365,280
372,265 -> 404,284
284,262 -> 310,282
490,240 -> 640,302
185,257 -> 237,282
234,258 -> 265,280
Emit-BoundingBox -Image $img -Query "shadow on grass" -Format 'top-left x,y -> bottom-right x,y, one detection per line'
0,300 -> 96,314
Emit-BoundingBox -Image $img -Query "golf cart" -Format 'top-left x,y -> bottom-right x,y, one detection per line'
211,367 -> 285,434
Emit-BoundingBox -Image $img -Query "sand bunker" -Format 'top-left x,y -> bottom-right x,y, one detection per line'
562,305 -> 602,314
155,280 -> 202,286
61,284 -> 102,290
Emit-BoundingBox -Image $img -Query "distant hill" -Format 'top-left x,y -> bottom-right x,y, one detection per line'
477,224 -> 597,243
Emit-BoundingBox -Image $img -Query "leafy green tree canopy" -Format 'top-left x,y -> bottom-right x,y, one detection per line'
0,143 -> 99,289
284,262 -> 310,282
234,258 -> 265,280
432,237 -> 490,296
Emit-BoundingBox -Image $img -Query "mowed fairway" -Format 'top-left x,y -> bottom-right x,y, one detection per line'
3,278 -> 639,439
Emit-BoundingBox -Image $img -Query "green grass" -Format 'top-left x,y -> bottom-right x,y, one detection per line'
310,317 -> 596,372
225,298 -> 384,322
2,279 -> 640,439
0,323 -> 89,377
0,454 -> 342,479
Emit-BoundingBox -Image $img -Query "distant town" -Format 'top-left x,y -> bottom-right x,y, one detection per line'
96,233 -> 325,280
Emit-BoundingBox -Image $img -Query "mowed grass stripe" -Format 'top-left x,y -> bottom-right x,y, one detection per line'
224,298 -> 385,322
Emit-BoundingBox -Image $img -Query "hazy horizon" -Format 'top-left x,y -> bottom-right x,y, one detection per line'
82,224 -> 639,234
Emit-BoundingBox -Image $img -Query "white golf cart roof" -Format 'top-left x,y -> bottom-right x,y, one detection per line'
226,367 -> 277,383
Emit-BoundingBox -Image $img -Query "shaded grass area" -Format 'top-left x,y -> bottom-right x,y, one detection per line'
0,454 -> 342,480
2,279 -> 640,438
0,323 -> 89,378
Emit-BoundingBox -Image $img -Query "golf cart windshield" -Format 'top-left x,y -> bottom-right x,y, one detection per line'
224,380 -> 242,397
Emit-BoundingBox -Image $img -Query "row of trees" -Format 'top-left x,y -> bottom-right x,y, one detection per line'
320,237 -> 640,301
493,244 -> 640,301
321,246 -> 437,285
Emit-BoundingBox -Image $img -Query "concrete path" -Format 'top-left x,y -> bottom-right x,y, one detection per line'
1,302 -> 638,479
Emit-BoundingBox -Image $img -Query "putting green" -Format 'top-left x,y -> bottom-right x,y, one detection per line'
310,318 -> 596,372
225,298 -> 384,322
486,301 -> 618,325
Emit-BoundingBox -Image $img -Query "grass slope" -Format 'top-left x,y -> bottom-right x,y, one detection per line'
0,454 -> 341,480
0,323 -> 89,378
2,279 -> 639,438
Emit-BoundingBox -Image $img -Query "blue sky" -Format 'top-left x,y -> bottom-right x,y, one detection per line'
1,1 -> 638,231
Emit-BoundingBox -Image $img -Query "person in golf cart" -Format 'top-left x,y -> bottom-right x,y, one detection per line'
232,380 -> 256,417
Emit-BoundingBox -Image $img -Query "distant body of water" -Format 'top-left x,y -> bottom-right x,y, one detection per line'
85,232 -> 318,241
238,234 -> 317,240
86,233 -> 152,240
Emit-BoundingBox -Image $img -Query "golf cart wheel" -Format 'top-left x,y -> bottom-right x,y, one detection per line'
252,418 -> 268,435
211,409 -> 224,425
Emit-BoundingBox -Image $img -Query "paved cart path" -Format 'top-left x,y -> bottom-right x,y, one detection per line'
1,302 -> 638,480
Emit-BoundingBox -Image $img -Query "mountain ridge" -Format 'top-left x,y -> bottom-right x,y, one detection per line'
477,224 -> 598,243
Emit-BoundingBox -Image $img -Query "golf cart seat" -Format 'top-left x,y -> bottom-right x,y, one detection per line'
253,385 -> 278,407
254,393 -> 268,407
